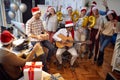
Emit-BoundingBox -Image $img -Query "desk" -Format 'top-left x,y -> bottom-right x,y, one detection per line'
13,42 -> 44,60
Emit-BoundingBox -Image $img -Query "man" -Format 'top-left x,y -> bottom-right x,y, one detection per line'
53,20 -> 78,69
0,30 -> 39,80
26,7 -> 55,63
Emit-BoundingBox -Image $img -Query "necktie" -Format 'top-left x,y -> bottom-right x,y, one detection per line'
67,31 -> 69,37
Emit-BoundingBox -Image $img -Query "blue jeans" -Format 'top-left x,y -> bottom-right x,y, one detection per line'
99,34 -> 112,53
31,41 -> 49,72
40,40 -> 55,61
31,40 -> 55,61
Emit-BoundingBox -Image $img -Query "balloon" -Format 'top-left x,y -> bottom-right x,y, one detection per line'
57,11 -> 63,21
71,10 -> 79,22
19,3 -> 27,13
88,16 -> 96,28
10,3 -> 19,12
82,16 -> 89,28
8,11 -> 15,19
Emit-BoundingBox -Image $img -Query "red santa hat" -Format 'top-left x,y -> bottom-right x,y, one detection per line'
0,30 -> 14,45
47,6 -> 52,12
31,7 -> 41,15
107,10 -> 113,15
47,6 -> 54,11
66,6 -> 72,11
92,6 -> 98,11
81,7 -> 87,12
91,1 -> 97,6
65,20 -> 74,27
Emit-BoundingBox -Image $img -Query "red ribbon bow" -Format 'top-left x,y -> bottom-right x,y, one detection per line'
23,62 -> 42,80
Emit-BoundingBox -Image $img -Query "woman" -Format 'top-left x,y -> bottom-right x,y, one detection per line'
97,10 -> 119,66
88,7 -> 104,61
74,7 -> 88,57
46,7 -> 58,43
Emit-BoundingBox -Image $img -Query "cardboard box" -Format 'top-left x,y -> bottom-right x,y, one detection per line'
43,73 -> 64,80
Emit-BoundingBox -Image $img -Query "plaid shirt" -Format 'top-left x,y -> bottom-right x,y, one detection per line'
26,17 -> 44,41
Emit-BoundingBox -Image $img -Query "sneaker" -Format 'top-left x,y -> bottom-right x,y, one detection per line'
70,65 -> 75,71
97,60 -> 103,66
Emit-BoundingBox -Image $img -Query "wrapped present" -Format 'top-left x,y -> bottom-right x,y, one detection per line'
38,33 -> 49,40
43,73 -> 64,80
23,62 -> 43,80
35,44 -> 44,57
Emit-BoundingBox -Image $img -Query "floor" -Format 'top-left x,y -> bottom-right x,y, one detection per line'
47,43 -> 115,80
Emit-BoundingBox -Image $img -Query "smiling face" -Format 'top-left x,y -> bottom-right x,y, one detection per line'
107,13 -> 114,21
49,8 -> 55,15
81,10 -> 86,16
92,9 -> 99,16
66,26 -> 73,32
34,12 -> 41,19
68,9 -> 72,15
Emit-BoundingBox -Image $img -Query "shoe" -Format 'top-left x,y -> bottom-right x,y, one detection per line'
94,57 -> 97,62
97,60 -> 103,66
97,51 -> 104,66
57,64 -> 62,70
81,53 -> 85,58
88,52 -> 93,59
70,65 -> 75,71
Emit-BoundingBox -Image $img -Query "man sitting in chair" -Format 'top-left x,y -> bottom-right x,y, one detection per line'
53,20 -> 78,69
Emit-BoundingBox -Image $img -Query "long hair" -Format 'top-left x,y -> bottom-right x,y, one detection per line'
106,10 -> 118,21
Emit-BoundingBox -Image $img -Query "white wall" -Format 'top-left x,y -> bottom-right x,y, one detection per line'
89,0 -> 120,15
45,0 -> 84,14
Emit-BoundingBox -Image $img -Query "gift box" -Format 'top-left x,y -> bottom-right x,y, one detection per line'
40,33 -> 49,40
35,44 -> 44,57
43,73 -> 64,80
23,62 -> 43,80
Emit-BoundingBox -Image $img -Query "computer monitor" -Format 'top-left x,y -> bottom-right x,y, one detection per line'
11,20 -> 27,38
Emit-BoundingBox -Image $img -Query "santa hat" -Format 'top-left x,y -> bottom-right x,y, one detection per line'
47,6 -> 54,11
91,1 -> 97,6
0,30 -> 14,45
47,6 -> 52,12
81,7 -> 87,12
92,6 -> 98,11
65,20 -> 74,27
107,10 -> 113,15
66,6 -> 72,11
31,7 -> 41,15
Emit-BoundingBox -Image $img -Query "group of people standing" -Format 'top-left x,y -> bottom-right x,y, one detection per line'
0,1 -> 120,80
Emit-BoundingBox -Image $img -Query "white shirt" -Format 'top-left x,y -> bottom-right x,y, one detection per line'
53,28 -> 72,41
